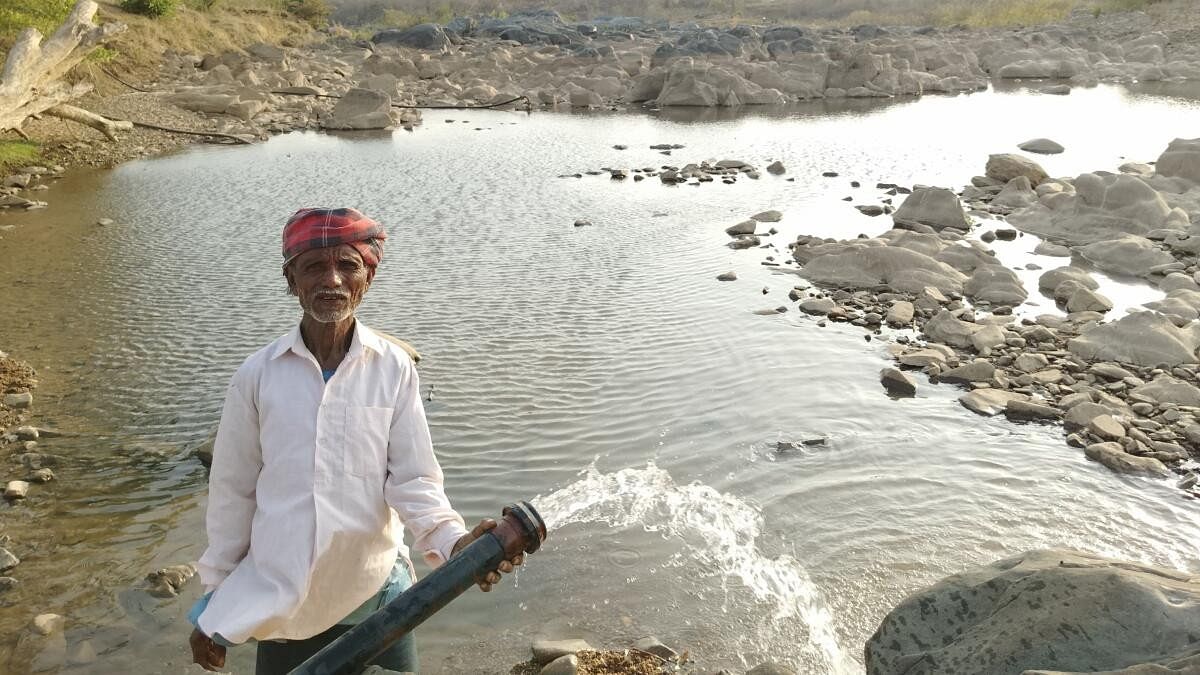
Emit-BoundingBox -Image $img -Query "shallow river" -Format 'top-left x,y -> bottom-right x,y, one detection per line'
1,82 -> 1199,674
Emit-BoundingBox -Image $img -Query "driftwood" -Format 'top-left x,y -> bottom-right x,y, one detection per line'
0,0 -> 127,136
44,103 -> 132,140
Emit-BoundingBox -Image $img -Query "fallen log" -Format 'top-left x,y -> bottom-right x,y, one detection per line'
44,104 -> 133,141
0,0 -> 127,134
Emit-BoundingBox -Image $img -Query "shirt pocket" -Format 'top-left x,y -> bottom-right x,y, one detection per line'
343,406 -> 393,478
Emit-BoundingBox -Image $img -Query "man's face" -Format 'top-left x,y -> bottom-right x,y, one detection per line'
285,244 -> 374,324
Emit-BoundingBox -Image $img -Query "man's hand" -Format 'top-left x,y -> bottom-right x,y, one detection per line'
190,628 -> 227,672
451,518 -> 524,592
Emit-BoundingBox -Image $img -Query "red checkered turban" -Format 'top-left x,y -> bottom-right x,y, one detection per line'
282,207 -> 387,268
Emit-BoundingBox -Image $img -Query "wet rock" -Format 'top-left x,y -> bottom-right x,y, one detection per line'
728,236 -> 760,250
322,88 -> 396,130
798,298 -> 837,315
716,272 -> 737,281
0,547 -> 19,572
631,636 -> 677,661
938,360 -> 995,385
960,389 -> 1026,416
855,205 -> 884,216
1065,287 -> 1113,313
1004,399 -> 1060,421
1155,137 -> 1200,184
1034,241 -> 1071,257
0,577 -> 17,592
924,310 -> 981,348
14,426 -> 38,441
751,210 -> 782,222
4,392 -> 32,408
145,563 -> 196,598
725,220 -> 757,236
11,613 -> 67,673
992,176 -> 1038,209
1038,267 -> 1098,294
1129,375 -> 1200,407
1087,414 -> 1126,441
532,640 -> 593,666
866,549 -> 1198,674
573,219 -> 591,228
767,161 -> 786,175
1018,138 -> 1065,155
880,368 -> 917,397
898,347 -> 952,368
1069,311 -> 1200,367
540,654 -> 578,675
800,245 -> 966,296
892,187 -> 968,231
1063,402 -> 1119,431
5,480 -> 29,499
986,153 -> 1048,186
66,640 -> 97,667
964,265 -> 1027,306
1012,353 -> 1051,372
28,468 -> 54,483
1010,172 -> 1186,244
886,301 -> 914,326
1078,235 -> 1176,278
1085,442 -> 1170,477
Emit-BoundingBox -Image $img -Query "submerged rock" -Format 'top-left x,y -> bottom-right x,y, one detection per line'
866,549 -> 1200,674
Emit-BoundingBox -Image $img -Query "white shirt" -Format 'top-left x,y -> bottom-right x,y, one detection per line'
196,322 -> 468,644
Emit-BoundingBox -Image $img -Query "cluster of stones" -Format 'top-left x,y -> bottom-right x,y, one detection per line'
0,165 -> 62,214
524,637 -> 795,675
0,357 -> 45,605
568,156 -> 790,186
735,137 -> 1200,492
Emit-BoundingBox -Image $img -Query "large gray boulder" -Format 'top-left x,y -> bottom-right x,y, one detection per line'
1068,311 -> 1200,367
1009,173 -> 1187,244
1129,374 -> 1200,407
865,549 -> 1200,675
322,88 -> 396,130
372,23 -> 452,51
798,243 -> 967,295
986,153 -> 1048,185
1155,137 -> 1200,184
1077,235 -> 1176,278
892,187 -> 968,231
964,264 -> 1027,306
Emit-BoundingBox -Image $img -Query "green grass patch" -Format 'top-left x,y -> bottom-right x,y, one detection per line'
0,0 -> 75,51
0,141 -> 40,174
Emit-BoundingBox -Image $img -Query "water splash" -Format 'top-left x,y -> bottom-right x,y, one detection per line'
535,462 -> 859,673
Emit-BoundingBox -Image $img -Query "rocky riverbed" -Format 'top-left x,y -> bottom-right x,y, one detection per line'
697,139 -> 1200,495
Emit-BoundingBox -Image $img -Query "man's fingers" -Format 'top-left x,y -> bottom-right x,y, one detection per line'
471,518 -> 497,537
511,554 -> 524,566
486,571 -> 501,584
498,560 -> 513,573
479,581 -> 492,592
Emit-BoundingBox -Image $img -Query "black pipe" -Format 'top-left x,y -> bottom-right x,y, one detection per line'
289,501 -> 547,675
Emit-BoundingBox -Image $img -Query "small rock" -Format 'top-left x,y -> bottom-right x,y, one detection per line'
32,614 -> 65,636
960,389 -> 1026,416
5,480 -> 29,500
145,563 -> 197,598
631,636 -> 677,661
540,654 -> 578,675
1179,473 -> 1199,490
1018,138 -> 1065,155
750,210 -> 782,222
939,360 -> 995,385
1004,399 -> 1060,421
822,171 -> 839,177
880,368 -> 917,397
612,144 -> 627,150
4,392 -> 32,409
726,220 -> 757,236
573,219 -> 591,227
886,301 -> 914,326
994,228 -> 1018,241
27,468 -> 54,483
1088,414 -> 1126,441
855,204 -> 884,216
798,298 -> 837,315
728,236 -> 761,250
1084,442 -> 1170,477
1014,353 -> 1049,373
767,161 -> 786,175
0,548 -> 19,572
716,272 -> 737,282
0,577 -> 18,592
96,218 -> 114,226
532,639 -> 593,666
14,426 -> 38,441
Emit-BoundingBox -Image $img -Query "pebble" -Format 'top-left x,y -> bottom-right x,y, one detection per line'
572,219 -> 591,227
531,639 -> 593,666
5,480 -> 30,499
4,392 -> 32,409
716,271 -> 737,281
0,548 -> 19,572
96,218 -> 114,226
28,468 -> 54,483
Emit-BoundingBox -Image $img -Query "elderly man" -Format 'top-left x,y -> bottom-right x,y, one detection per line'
188,207 -> 519,674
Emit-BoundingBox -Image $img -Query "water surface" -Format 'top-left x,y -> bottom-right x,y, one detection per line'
0,84 -> 1198,673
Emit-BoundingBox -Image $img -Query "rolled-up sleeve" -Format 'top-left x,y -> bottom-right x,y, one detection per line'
197,378 -> 262,590
384,362 -> 468,568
